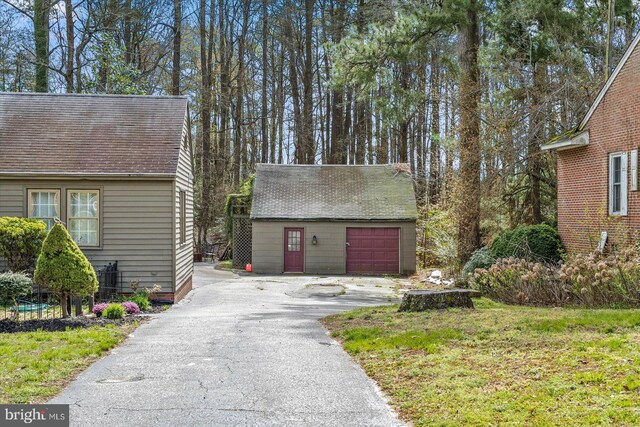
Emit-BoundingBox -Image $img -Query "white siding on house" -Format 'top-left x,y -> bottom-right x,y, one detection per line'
0,179 -> 175,292
174,118 -> 194,292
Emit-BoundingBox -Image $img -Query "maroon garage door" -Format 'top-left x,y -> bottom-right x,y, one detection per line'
346,227 -> 400,274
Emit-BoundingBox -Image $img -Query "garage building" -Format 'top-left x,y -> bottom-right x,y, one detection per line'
250,164 -> 417,275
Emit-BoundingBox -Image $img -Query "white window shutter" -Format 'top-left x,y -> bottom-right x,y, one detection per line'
622,152 -> 628,215
632,150 -> 638,191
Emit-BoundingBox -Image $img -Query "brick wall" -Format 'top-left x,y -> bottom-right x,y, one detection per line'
558,42 -> 640,252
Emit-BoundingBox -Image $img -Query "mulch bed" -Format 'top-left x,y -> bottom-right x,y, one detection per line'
0,315 -> 148,333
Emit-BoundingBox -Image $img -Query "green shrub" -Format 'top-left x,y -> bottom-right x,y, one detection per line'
462,247 -> 494,275
103,303 -> 125,319
417,207 -> 457,268
0,217 -> 48,272
0,272 -> 33,319
130,293 -> 151,311
470,258 -> 563,306
559,249 -> 640,306
34,224 -> 98,318
224,175 -> 254,238
489,224 -> 563,264
470,248 -> 640,307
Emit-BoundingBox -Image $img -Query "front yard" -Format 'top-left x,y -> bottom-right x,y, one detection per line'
0,322 -> 138,403
322,299 -> 640,426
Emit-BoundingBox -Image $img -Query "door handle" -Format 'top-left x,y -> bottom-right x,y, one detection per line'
346,242 -> 350,246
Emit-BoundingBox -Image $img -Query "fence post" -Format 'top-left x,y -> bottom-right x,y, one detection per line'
74,296 -> 83,316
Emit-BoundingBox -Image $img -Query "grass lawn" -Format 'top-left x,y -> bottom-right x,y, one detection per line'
217,260 -> 234,270
0,323 -> 137,403
322,299 -> 640,426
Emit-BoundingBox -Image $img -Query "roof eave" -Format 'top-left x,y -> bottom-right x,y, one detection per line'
541,130 -> 589,151
250,217 -> 418,222
0,172 -> 176,179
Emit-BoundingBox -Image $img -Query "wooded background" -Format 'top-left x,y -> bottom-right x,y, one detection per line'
1,0 -> 635,266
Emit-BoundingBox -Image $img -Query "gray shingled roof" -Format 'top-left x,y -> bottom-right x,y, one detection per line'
251,164 -> 418,221
0,92 -> 188,176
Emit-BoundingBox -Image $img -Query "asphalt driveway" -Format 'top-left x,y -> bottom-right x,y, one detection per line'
50,264 -> 405,426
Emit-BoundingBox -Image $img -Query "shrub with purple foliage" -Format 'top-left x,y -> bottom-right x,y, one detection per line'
121,301 -> 140,314
92,302 -> 108,317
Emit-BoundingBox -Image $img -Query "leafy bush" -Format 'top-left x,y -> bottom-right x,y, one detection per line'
92,302 -> 108,317
0,217 -> 48,272
34,224 -> 98,318
130,282 -> 161,301
471,248 -> 640,307
470,258 -> 564,305
224,175 -> 254,238
103,303 -> 125,319
489,224 -> 563,264
462,247 -> 494,275
417,207 -> 457,268
121,301 -> 140,314
0,272 -> 33,319
130,294 -> 150,311
559,249 -> 640,306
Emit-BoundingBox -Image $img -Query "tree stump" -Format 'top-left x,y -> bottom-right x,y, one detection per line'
398,289 -> 475,312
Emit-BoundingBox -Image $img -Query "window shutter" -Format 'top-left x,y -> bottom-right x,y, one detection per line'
632,150 -> 638,191
622,152 -> 628,215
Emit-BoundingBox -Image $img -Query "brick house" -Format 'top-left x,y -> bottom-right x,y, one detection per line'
542,33 -> 640,252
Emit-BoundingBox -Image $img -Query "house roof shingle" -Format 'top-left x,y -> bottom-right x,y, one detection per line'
250,164 -> 418,221
0,92 -> 188,176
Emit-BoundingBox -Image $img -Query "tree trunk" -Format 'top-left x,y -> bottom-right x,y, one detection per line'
302,0 -> 315,163
233,1 -> 250,185
171,0 -> 182,95
456,0 -> 481,265
60,292 -> 69,319
199,0 -> 213,243
261,0 -> 269,163
398,63 -> 410,163
64,0 -> 74,92
218,0 -> 229,182
528,62 -> 545,224
428,49 -> 441,205
285,15 -> 303,164
33,0 -> 50,92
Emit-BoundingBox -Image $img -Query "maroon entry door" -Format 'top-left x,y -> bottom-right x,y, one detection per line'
346,227 -> 400,274
284,228 -> 304,272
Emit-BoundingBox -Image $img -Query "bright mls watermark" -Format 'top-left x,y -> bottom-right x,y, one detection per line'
1,405 -> 69,426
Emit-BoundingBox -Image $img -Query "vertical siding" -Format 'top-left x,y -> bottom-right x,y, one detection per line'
174,118 -> 194,292
252,221 -> 416,275
0,179 -> 175,291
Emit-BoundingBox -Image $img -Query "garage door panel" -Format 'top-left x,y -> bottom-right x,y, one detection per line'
346,227 -> 400,274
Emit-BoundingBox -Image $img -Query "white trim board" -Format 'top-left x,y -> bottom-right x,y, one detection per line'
540,130 -> 589,151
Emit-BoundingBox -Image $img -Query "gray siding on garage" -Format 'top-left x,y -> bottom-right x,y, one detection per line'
252,220 -> 416,275
0,178 -> 175,292
174,121 -> 194,292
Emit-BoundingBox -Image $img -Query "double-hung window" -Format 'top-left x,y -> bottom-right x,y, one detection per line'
609,152 -> 628,216
68,190 -> 100,246
28,190 -> 60,230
